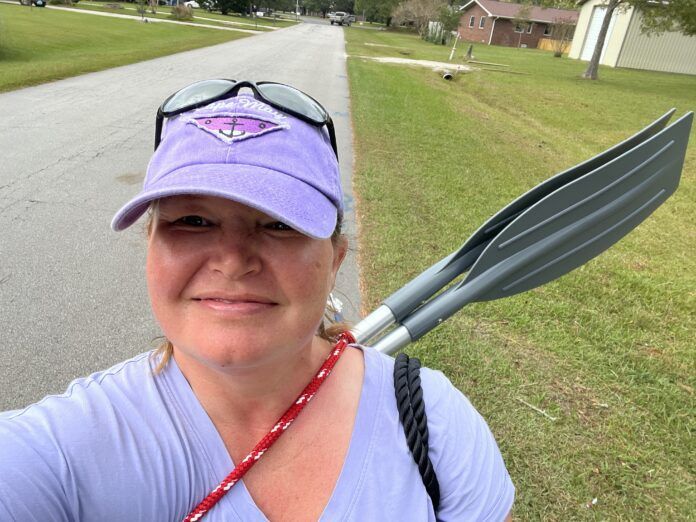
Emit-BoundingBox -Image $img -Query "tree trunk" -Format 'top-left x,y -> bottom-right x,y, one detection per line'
582,0 -> 621,80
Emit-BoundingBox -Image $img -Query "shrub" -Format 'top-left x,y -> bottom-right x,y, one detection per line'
171,3 -> 194,20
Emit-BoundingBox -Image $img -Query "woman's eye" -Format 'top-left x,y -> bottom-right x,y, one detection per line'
173,215 -> 210,227
265,221 -> 294,232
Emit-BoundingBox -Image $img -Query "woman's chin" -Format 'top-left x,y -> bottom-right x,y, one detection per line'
172,334 -> 309,373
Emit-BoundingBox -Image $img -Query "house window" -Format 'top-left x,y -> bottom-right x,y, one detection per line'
543,24 -> 551,36
514,23 -> 524,33
479,16 -> 486,29
469,16 -> 475,28
527,22 -> 533,33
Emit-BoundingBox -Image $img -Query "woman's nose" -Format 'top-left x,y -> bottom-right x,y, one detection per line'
207,231 -> 262,279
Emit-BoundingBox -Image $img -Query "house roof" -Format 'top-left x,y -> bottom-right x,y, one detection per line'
459,0 -> 579,24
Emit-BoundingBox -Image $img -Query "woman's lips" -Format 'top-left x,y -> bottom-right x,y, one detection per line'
193,297 -> 277,314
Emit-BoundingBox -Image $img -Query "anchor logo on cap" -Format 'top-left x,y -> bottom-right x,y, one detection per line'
189,115 -> 286,144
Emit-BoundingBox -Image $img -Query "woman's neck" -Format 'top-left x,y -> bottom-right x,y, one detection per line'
173,336 -> 334,434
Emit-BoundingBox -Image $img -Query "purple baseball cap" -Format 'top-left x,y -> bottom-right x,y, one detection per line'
111,95 -> 342,239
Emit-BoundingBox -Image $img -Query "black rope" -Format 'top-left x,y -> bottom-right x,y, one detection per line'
394,352 -> 441,512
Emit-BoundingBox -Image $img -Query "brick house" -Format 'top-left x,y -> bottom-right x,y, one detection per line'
458,0 -> 578,49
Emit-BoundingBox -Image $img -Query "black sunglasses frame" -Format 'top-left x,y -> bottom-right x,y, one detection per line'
153,80 -> 338,159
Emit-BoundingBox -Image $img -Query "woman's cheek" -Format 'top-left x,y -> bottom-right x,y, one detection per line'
147,245 -> 185,308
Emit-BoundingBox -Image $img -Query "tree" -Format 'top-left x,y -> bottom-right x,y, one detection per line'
207,0 -> 250,15
581,0 -> 621,79
421,4 -> 460,45
533,0 -> 575,7
631,0 -> 696,36
583,0 -> 696,80
355,0 -> 399,23
260,0 -> 296,11
438,3 -> 461,33
333,0 -> 355,13
510,3 -> 532,48
303,0 -> 331,16
391,0 -> 447,37
549,16 -> 575,57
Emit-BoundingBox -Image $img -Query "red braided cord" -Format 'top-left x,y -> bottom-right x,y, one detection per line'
183,332 -> 356,522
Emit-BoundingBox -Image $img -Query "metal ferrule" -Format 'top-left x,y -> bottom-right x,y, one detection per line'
371,326 -> 413,355
349,305 -> 396,344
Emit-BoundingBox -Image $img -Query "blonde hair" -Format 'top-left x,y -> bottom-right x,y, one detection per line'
145,204 -> 350,373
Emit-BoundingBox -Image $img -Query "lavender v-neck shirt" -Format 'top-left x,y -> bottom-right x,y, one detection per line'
0,346 -> 514,521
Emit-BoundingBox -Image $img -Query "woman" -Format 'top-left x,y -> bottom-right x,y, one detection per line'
0,80 -> 514,521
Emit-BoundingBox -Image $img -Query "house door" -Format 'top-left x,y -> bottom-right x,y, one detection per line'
580,5 -> 617,62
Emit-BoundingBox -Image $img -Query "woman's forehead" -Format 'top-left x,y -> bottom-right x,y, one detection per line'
157,195 -> 266,217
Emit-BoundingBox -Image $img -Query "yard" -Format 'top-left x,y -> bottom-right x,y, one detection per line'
0,3 -> 251,92
346,28 -> 695,520
65,1 -> 297,30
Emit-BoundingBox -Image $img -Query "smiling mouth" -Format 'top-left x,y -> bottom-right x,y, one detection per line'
193,296 -> 276,304
199,298 -> 261,304
193,296 -> 277,313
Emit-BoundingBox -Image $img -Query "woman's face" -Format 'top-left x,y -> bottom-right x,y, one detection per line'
146,195 -> 346,371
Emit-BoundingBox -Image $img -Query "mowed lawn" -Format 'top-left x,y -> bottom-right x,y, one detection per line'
66,1 -> 296,30
0,3 -> 250,92
346,28 -> 695,520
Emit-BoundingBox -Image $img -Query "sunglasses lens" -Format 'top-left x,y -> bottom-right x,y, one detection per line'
162,79 -> 235,114
258,83 -> 327,123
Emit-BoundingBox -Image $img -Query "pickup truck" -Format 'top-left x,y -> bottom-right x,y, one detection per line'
329,11 -> 352,26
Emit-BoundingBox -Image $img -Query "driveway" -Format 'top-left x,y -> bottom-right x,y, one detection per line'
0,22 -> 360,410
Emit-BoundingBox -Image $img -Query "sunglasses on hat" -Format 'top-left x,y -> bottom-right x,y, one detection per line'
154,80 -> 338,158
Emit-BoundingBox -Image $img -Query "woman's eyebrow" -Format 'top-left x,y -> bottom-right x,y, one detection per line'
158,201 -> 211,215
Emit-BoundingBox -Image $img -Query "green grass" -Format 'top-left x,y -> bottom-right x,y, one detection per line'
64,2 -> 256,30
346,29 -> 696,520
69,1 -> 296,30
180,6 -> 298,28
0,3 -> 250,92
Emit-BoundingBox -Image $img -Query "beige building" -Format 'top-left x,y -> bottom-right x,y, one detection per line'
569,0 -> 696,75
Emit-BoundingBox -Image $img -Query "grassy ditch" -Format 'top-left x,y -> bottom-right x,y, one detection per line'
346,28 -> 695,520
0,3 -> 250,92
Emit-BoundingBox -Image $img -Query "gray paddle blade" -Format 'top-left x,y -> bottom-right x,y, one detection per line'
391,112 -> 692,347
455,108 -> 676,256
380,109 -> 675,323
466,111 -> 693,302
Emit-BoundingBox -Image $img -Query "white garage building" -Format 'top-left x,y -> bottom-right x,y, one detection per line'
568,0 -> 696,75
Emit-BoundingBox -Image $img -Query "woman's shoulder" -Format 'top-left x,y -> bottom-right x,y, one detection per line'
1,351 -> 157,424
419,364 -> 514,520
0,352 -> 166,462
360,344 -> 463,412
360,346 -> 514,520
0,351 -> 165,520
359,345 -> 492,464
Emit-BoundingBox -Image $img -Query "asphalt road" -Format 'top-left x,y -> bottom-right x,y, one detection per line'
0,20 -> 361,410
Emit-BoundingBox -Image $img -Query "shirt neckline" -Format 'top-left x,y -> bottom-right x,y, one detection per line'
318,345 -> 384,520
161,344 -> 384,521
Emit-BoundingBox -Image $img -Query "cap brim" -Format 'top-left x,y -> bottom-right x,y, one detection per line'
111,164 -> 337,239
